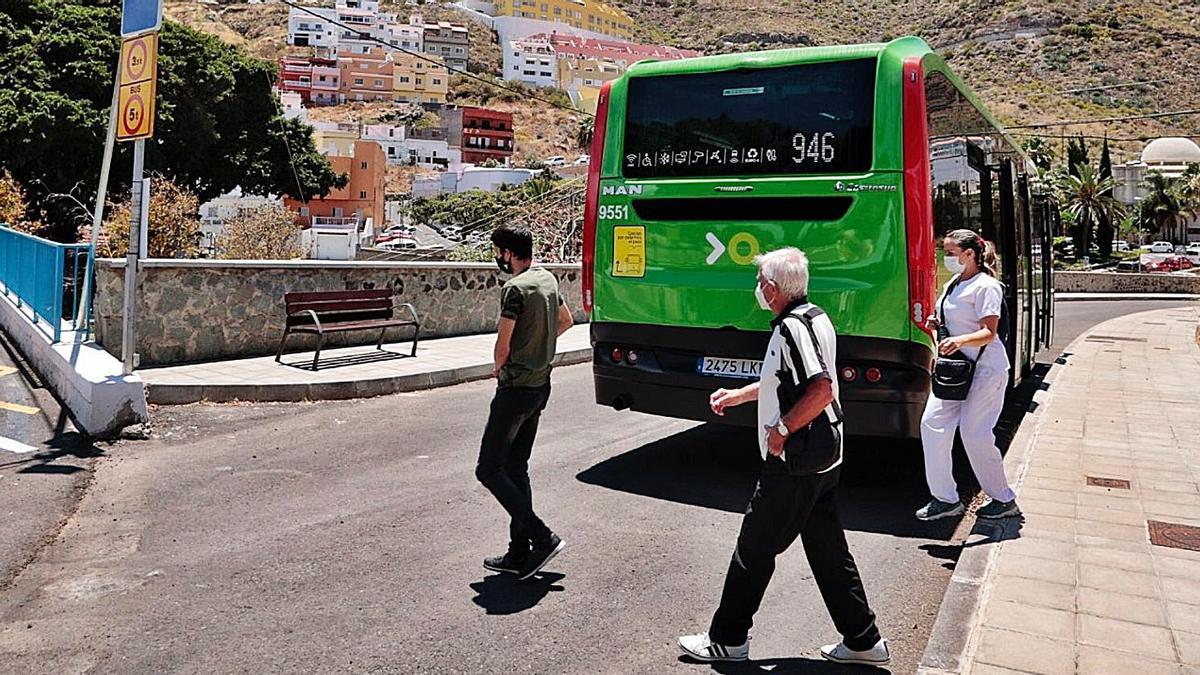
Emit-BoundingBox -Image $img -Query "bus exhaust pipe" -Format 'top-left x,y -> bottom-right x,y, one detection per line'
613,395 -> 632,411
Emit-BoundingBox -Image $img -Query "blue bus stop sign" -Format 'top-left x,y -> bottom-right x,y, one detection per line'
121,0 -> 162,37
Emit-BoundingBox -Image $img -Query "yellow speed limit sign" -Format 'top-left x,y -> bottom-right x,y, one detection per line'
117,33 -> 158,141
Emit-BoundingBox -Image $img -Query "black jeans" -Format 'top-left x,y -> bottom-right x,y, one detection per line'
475,383 -> 553,556
709,457 -> 881,650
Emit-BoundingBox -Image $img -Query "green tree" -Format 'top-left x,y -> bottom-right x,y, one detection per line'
1096,136 -> 1115,258
1066,134 -> 1089,178
0,0 -> 345,241
1177,163 -> 1200,222
1138,172 -> 1183,242
1057,163 -> 1125,263
575,116 -> 594,151
1021,137 -> 1054,172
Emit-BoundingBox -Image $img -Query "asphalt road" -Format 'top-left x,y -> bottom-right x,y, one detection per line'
0,299 -> 1192,674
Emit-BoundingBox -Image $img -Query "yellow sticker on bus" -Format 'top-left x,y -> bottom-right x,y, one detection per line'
612,226 -> 646,278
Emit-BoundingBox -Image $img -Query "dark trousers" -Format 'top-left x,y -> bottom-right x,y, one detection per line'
709,457 -> 881,650
475,383 -> 552,555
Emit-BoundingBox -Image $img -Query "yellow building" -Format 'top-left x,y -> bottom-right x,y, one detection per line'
393,52 -> 449,105
492,0 -> 633,40
312,122 -> 359,157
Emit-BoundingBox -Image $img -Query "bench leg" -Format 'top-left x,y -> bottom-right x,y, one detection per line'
275,329 -> 290,363
410,324 -> 420,357
376,327 -> 388,351
312,332 -> 323,371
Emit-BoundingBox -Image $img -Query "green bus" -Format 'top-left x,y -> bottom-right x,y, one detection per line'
582,37 -> 1056,438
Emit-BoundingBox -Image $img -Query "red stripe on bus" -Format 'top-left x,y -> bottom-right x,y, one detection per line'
902,57 -> 936,339
583,81 -> 613,315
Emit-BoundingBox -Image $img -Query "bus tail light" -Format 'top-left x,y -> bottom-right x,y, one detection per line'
582,81 -> 613,315
611,348 -> 624,364
902,57 -> 936,339
865,367 -> 883,384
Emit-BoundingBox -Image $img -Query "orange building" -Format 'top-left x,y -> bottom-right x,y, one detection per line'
337,48 -> 394,103
286,140 -> 386,230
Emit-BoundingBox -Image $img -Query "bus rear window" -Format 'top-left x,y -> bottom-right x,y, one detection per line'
622,58 -> 876,178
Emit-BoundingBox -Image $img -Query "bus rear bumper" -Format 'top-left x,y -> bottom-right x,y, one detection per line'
593,365 -> 928,439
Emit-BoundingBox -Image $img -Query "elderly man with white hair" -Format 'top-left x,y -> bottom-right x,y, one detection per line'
678,247 -> 889,666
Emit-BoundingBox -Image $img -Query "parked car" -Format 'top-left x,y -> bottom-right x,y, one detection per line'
1112,240 -> 1130,252
1114,260 -> 1141,273
1140,241 -> 1175,254
1185,243 -> 1200,264
544,156 -> 566,167
574,154 -> 590,165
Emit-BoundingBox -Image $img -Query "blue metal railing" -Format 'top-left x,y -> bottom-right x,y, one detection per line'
0,225 -> 94,342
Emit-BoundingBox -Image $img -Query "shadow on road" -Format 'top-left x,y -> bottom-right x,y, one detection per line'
470,572 -> 566,615
576,425 -> 958,541
688,654 -> 889,673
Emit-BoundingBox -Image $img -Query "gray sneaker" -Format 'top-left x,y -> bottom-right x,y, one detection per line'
915,499 -> 964,521
977,499 -> 1021,519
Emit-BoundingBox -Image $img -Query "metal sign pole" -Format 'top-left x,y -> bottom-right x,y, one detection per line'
139,176 -> 150,260
121,140 -> 144,374
75,76 -> 120,333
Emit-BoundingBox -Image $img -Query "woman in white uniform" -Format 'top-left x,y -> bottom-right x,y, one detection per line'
915,229 -> 1021,521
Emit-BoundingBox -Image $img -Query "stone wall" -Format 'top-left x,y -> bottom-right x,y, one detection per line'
1055,271 -> 1200,294
94,260 -> 585,366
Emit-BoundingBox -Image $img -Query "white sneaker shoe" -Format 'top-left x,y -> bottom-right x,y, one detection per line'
820,638 -> 890,666
677,632 -> 749,662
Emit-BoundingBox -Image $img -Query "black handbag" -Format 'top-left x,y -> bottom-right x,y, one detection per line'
930,276 -> 987,401
775,306 -> 843,476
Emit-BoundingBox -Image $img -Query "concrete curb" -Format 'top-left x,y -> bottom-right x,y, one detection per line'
145,348 -> 593,405
915,342 -> 1076,673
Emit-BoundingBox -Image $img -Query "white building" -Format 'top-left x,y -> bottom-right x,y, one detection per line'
361,124 -> 460,167
455,3 -> 615,45
198,188 -> 283,255
504,35 -> 557,87
415,165 -> 539,196
387,15 -> 424,52
1113,137 -> 1200,243
287,6 -> 338,49
278,90 -> 309,123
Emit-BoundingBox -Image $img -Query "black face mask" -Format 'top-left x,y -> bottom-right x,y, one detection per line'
495,254 -> 513,274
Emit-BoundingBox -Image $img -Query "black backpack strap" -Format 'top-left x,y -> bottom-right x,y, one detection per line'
779,306 -> 844,425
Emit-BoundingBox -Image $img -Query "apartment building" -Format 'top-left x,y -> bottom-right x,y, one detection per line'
338,48 -> 394,102
393,52 -> 449,104
362,124 -> 459,167
285,140 -> 386,231
491,0 -> 632,41
278,56 -> 341,105
441,107 -> 516,164
505,36 -> 557,87
423,21 -> 470,72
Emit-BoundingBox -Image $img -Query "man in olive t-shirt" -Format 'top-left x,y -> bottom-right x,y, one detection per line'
476,225 -> 574,581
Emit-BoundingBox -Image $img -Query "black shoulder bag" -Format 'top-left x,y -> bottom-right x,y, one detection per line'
775,306 -> 843,476
930,276 -> 987,401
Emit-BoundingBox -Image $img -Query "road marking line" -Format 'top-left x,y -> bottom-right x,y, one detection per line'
0,401 -> 39,415
0,366 -> 17,378
0,435 -> 36,454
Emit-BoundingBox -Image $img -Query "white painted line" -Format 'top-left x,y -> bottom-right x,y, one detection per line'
0,435 -> 36,454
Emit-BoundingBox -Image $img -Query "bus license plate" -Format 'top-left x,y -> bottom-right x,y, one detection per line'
697,357 -> 762,380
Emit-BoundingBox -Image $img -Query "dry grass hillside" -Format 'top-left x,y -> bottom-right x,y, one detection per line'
169,0 -> 1199,167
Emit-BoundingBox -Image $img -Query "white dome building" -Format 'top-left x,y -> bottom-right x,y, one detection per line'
1112,137 -> 1200,243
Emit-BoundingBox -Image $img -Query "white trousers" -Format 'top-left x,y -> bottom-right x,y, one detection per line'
921,366 -> 1017,504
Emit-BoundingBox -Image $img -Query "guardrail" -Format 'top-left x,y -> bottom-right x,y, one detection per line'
0,225 -> 94,342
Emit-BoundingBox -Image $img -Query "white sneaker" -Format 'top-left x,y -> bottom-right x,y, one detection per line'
820,638 -> 890,666
677,632 -> 748,662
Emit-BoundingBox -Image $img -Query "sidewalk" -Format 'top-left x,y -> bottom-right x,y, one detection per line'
1057,293 -> 1200,302
140,324 -> 591,404
921,305 -> 1200,674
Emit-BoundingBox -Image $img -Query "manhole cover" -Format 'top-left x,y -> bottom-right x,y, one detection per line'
1148,520 -> 1200,552
1087,476 -> 1130,490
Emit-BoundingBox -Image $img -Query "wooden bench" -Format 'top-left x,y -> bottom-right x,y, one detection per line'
275,289 -> 420,370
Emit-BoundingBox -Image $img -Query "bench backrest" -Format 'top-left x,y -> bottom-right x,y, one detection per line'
284,289 -> 393,326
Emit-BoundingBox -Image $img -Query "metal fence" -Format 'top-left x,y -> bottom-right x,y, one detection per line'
0,225 -> 94,342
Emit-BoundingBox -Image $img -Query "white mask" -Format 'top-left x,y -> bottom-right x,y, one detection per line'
943,255 -> 965,274
755,282 -> 772,311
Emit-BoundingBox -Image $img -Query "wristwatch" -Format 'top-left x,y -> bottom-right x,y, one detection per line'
776,420 -> 790,437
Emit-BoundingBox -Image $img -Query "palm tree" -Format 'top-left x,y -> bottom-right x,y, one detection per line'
1138,172 -> 1183,243
1177,163 -> 1200,223
1057,163 -> 1126,262
574,117 -> 594,151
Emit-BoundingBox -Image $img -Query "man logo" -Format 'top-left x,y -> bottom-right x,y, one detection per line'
602,185 -> 643,196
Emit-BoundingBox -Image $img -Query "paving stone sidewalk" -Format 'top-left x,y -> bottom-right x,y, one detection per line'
925,305 -> 1200,675
140,324 -> 591,404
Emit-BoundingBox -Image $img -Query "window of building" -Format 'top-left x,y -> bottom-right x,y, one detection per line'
432,78 -> 442,85
399,76 -> 410,83
360,191 -> 368,199
540,71 -> 552,77
361,161 -> 368,170
554,6 -> 561,14
523,70 -> 535,76
300,206 -> 310,216
355,78 -> 364,85
375,79 -> 383,87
